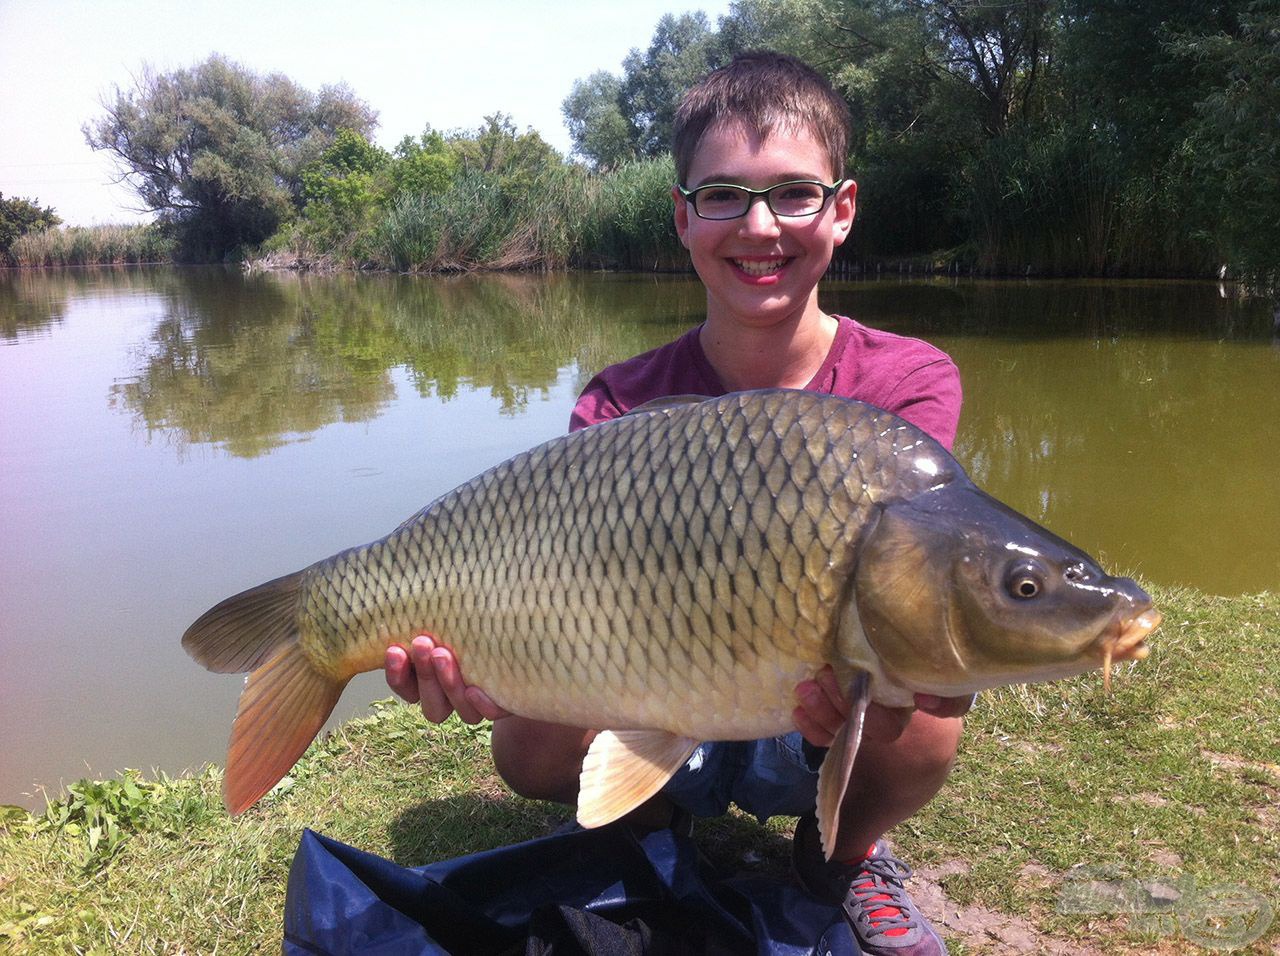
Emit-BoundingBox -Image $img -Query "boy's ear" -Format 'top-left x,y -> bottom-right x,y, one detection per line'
831,179 -> 857,247
672,185 -> 692,249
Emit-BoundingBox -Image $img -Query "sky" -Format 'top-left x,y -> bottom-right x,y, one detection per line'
0,0 -> 733,226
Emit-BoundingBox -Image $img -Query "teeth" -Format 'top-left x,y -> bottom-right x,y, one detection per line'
735,258 -> 786,276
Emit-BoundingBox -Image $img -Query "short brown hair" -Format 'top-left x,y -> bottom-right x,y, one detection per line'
672,51 -> 850,185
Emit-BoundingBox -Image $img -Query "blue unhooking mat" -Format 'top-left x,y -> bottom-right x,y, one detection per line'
283,824 -> 860,955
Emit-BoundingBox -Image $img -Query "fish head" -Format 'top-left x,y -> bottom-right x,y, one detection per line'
852,484 -> 1159,696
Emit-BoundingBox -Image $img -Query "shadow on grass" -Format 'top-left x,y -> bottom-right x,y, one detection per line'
385,792 -> 563,867
385,791 -> 798,882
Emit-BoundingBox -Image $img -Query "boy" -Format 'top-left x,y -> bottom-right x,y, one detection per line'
386,52 -> 969,956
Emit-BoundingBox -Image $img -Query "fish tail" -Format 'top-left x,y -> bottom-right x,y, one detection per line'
182,570 -> 347,814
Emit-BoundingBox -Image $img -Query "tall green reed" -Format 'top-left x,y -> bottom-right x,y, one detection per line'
577,155 -> 684,272
10,224 -> 174,267
963,127 -> 1215,277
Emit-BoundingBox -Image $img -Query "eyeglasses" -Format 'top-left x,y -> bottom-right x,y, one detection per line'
677,179 -> 843,221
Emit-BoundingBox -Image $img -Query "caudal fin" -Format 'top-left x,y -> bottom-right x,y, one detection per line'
182,571 -> 347,814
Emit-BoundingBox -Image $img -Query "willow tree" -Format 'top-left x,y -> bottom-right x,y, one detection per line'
84,55 -> 376,261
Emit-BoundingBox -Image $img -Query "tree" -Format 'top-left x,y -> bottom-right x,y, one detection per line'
0,193 -> 61,261
619,13 -> 729,156
297,129 -> 391,249
389,129 -> 457,197
1175,4 -> 1280,278
562,72 -> 636,170
561,13 -> 736,166
84,54 -> 377,260
448,113 -> 563,196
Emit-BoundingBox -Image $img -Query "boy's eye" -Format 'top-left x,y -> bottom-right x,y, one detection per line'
769,182 -> 827,213
700,187 -> 746,204
775,184 -> 823,201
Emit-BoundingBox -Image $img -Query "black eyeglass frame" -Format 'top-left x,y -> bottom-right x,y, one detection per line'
676,179 -> 845,221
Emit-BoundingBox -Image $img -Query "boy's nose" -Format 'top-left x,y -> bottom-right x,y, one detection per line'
738,195 -> 782,236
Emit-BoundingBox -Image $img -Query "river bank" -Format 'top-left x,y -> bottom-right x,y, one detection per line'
3,584 -> 1276,953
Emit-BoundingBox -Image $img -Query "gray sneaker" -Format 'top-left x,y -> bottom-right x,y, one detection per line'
792,813 -> 947,956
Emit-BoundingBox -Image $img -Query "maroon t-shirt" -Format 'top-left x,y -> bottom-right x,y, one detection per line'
569,315 -> 961,449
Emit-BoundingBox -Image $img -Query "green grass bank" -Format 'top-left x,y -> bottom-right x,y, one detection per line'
2,584 -> 1277,954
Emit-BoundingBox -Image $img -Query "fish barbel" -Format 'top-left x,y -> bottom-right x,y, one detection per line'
183,389 -> 1159,857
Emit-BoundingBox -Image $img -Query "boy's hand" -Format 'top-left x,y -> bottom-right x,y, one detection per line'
792,665 -> 974,748
385,635 -> 511,725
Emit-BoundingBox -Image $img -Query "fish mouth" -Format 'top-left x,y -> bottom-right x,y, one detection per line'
1096,608 -> 1161,691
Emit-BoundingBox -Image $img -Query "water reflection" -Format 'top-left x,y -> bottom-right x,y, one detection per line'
824,280 -> 1279,593
106,270 -> 705,457
1,269 -> 72,340
825,277 -> 1277,341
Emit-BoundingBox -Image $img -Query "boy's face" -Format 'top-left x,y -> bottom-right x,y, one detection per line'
673,121 -> 856,333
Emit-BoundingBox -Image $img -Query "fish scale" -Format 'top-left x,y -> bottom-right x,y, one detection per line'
184,388 -> 1158,849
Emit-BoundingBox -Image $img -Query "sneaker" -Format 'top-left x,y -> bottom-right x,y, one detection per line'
791,813 -> 947,956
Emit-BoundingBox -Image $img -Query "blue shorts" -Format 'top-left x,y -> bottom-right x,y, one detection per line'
660,733 -> 822,822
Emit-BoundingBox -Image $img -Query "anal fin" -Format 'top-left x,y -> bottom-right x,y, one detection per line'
815,671 -> 870,860
576,730 -> 699,828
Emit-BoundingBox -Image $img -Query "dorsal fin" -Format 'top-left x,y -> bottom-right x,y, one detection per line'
624,394 -> 710,417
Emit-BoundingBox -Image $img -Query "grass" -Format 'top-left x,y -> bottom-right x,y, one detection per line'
2,585 -> 1276,953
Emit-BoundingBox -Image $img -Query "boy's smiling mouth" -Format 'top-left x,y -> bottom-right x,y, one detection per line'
731,256 -> 791,278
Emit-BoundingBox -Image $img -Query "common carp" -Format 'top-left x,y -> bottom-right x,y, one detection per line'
183,389 -> 1158,857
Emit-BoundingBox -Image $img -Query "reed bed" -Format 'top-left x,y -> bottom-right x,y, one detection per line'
264,157 -> 685,275
963,129 -> 1216,278
10,224 -> 174,267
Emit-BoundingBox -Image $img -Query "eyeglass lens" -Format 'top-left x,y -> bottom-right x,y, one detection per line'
692,182 -> 831,220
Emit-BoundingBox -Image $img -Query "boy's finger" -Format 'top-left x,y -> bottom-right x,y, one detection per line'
384,645 -> 419,703
430,648 -> 484,724
813,665 -> 851,717
792,705 -> 835,749
464,687 -> 512,722
914,692 -> 976,719
412,639 -> 456,724
795,679 -> 844,739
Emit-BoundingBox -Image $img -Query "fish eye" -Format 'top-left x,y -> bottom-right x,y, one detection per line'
1005,561 -> 1045,600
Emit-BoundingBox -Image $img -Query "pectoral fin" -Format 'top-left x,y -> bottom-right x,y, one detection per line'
576,729 -> 700,828
815,671 -> 871,860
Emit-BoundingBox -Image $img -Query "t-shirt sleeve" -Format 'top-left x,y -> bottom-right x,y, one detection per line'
883,357 -> 963,451
568,376 -> 624,432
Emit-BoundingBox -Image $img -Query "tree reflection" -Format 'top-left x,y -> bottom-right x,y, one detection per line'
1,270 -> 73,340
108,269 -> 702,458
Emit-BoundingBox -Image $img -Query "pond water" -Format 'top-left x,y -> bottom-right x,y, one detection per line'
1,267 -> 1276,808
